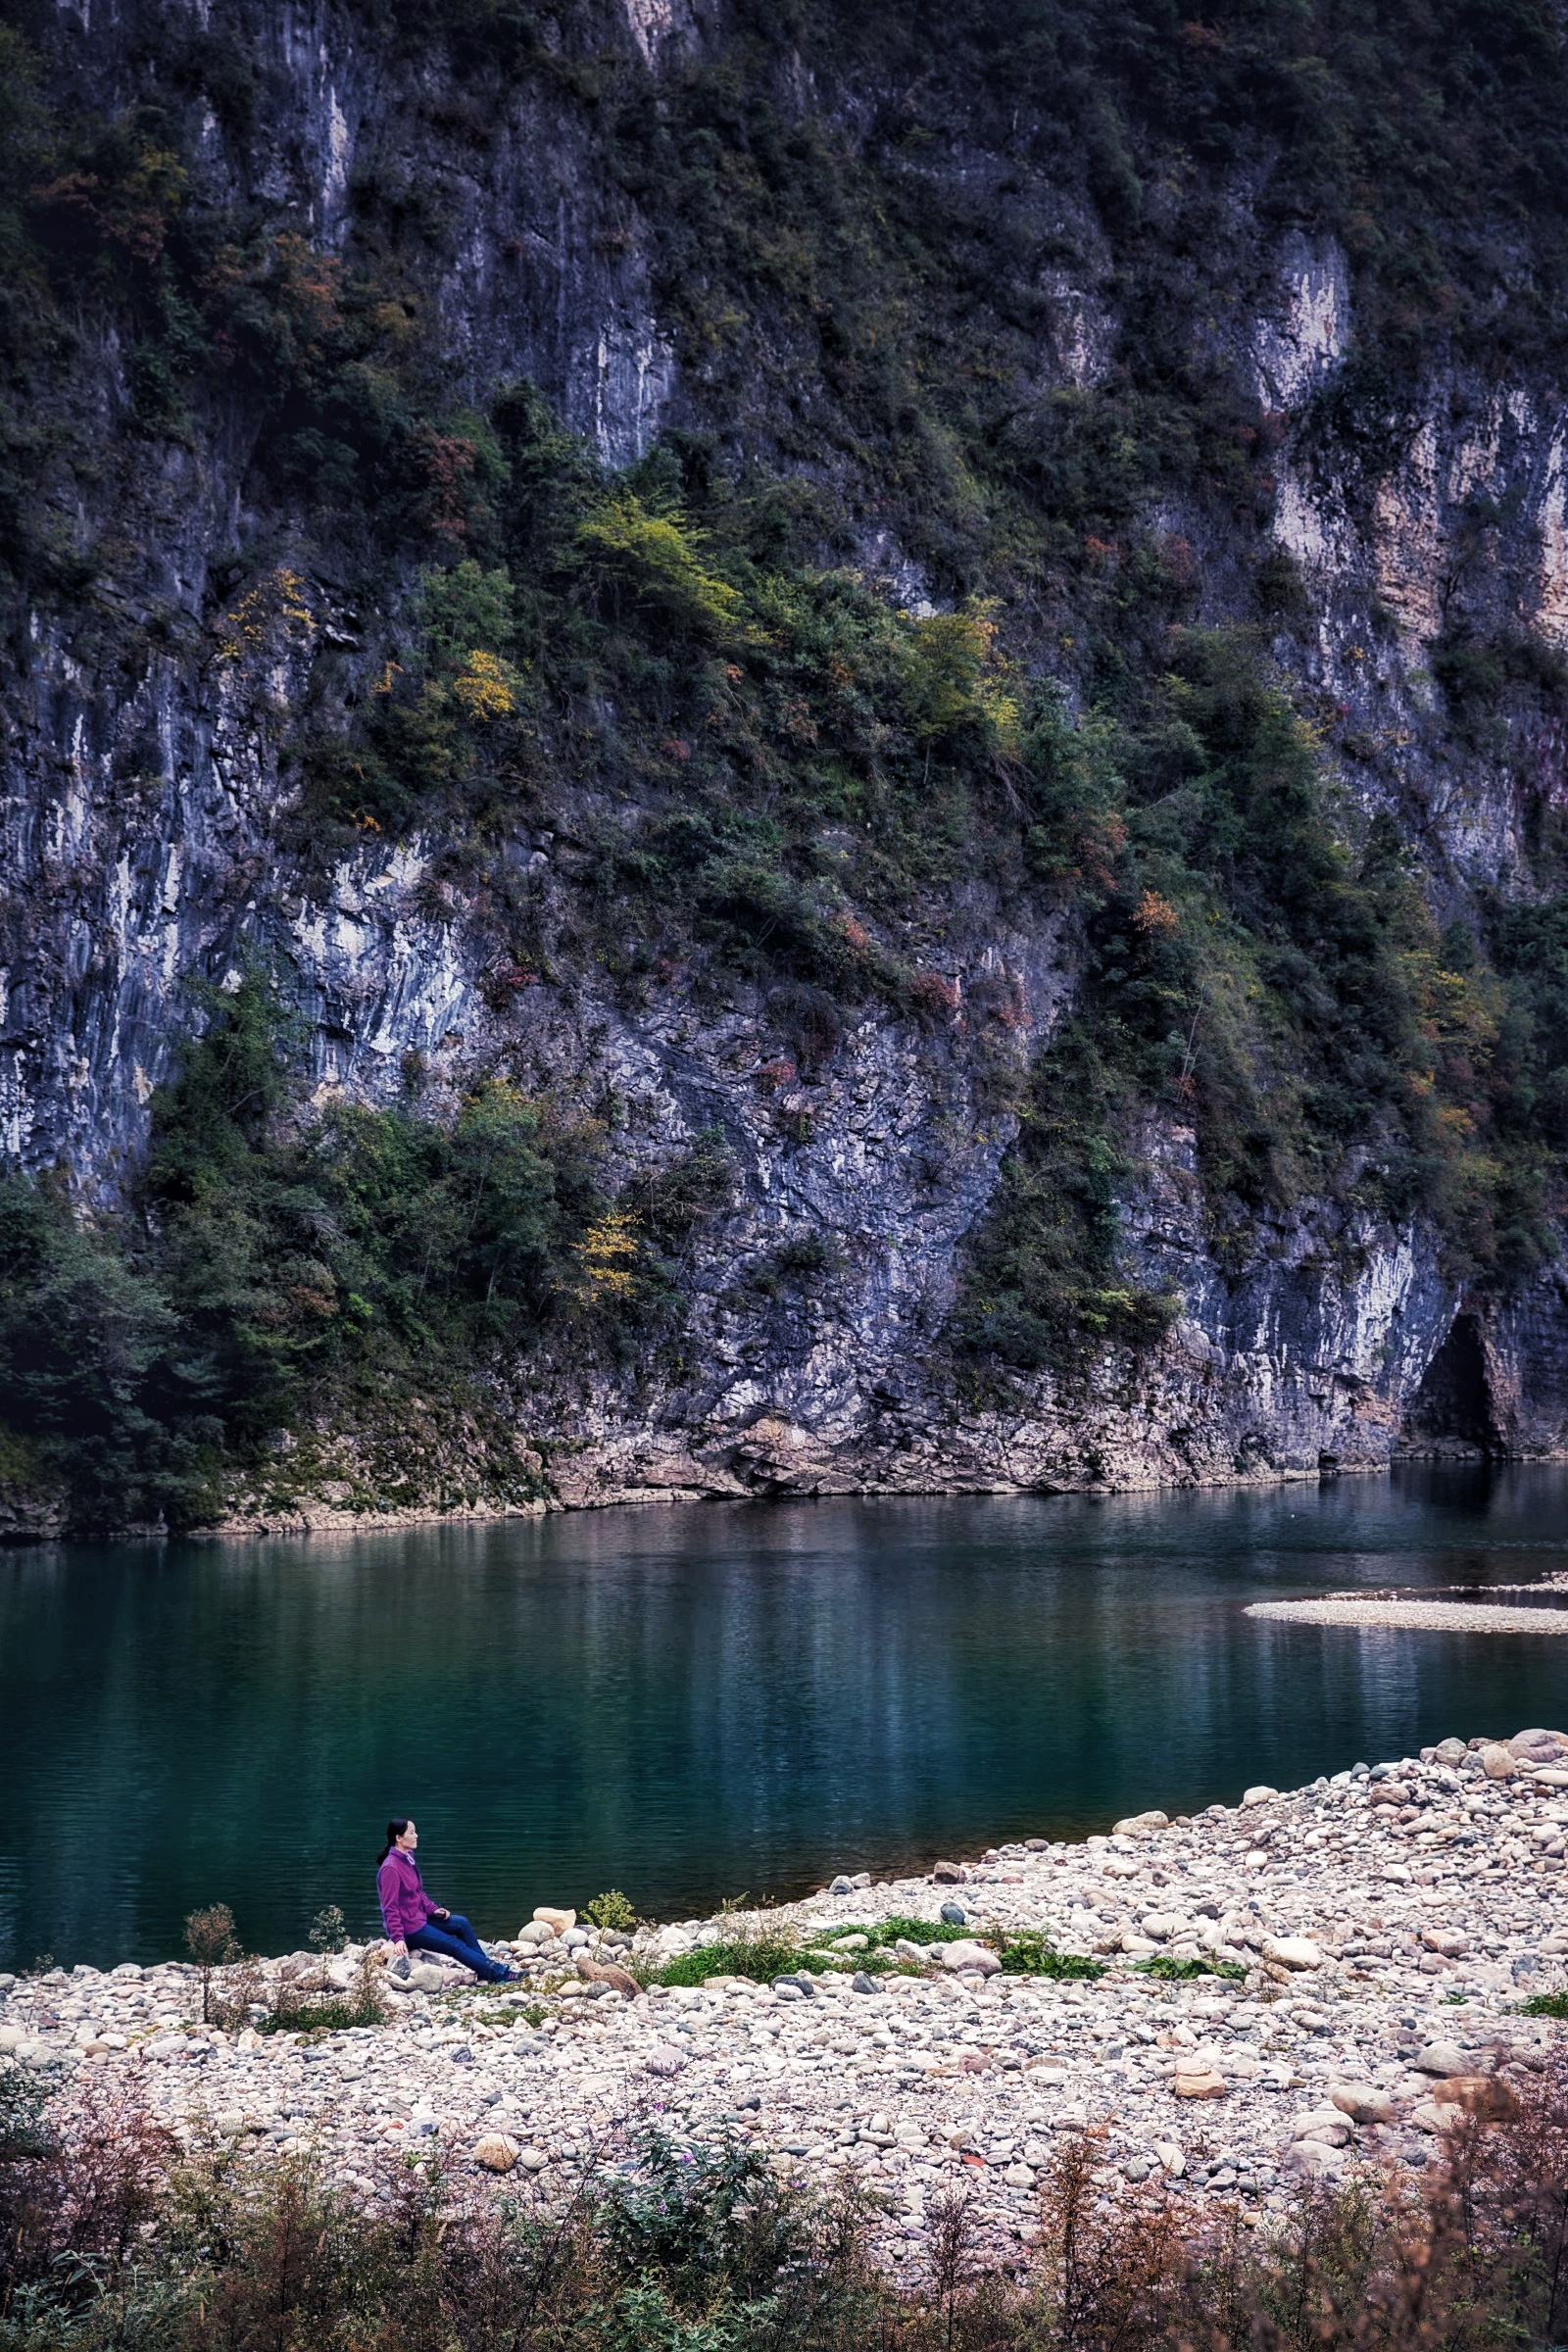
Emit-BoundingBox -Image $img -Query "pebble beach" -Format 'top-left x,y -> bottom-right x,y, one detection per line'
6,1725 -> 1568,2262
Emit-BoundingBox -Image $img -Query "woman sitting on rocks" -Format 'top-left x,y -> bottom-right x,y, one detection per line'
375,1819 -> 516,1984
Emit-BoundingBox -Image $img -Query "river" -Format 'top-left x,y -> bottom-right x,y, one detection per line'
3,1464 -> 1567,1972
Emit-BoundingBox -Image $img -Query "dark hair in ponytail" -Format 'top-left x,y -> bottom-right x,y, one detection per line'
377,1819 -> 411,1865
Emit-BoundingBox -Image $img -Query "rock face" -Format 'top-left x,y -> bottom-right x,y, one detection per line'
6,2 -> 1568,1523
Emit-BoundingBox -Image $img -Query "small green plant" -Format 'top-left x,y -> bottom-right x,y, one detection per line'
869,1916 -> 978,1947
585,1889 -> 637,1934
805,1915 -> 1008,1967
998,1932 -> 1106,1981
184,1902 -> 242,2024
257,1998 -> 368,2036
1516,1990 -> 1568,2018
308,1904 -> 348,1954
770,1235 -> 839,1279
1135,1954 -> 1247,1984
804,1944 -> 901,1973
262,1984 -> 383,2036
648,1934 -> 823,1987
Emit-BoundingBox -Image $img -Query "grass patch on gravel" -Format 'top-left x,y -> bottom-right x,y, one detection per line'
257,1996 -> 382,2036
648,1917 -> 986,1985
998,1933 -> 1105,1980
804,1947 -> 903,1972
649,1937 -> 944,1987
645,1936 -> 832,1987
817,1918 -> 976,1949
871,1917 -> 979,1947
1135,1955 -> 1248,1984
1517,1990 -> 1568,2018
645,1917 -> 1109,1985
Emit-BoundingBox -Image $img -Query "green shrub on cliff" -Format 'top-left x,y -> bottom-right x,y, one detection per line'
0,976 -> 722,1529
955,626 -> 1530,1368
0,1174 -> 222,1528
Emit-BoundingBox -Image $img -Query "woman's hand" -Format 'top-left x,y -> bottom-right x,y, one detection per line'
392,1939 -> 408,1956
433,1907 -> 450,1921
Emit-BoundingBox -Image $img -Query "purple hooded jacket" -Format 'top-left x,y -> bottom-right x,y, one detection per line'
377,1847 -> 440,1941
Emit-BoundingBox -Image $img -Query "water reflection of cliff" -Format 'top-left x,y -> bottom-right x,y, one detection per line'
2,1466 -> 1566,1972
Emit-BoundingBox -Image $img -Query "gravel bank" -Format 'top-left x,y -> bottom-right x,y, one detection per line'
6,1727 -> 1568,2264
1248,1598 -> 1568,1633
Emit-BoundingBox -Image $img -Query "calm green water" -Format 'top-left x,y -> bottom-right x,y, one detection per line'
4,1465 -> 1568,1973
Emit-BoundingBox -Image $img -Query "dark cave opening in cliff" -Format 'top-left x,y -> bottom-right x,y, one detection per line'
1405,1311 -> 1502,1453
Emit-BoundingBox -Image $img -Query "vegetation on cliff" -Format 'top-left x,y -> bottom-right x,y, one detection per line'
4,0 -> 1568,1514
0,976 -> 730,1526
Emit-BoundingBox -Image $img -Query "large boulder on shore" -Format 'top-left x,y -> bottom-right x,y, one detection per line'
1330,2082 -> 1395,2125
940,1941 -> 1001,1975
1509,1728 -> 1568,1763
1412,2040 -> 1470,2077
1261,1936 -> 1323,1971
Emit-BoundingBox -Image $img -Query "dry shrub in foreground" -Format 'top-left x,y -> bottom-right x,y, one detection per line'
4,2055 -> 1568,2352
0,2075 -> 173,2328
896,2065 -> 1568,2352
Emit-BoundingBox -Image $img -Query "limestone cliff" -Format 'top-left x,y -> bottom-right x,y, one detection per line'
4,0 -> 1568,1526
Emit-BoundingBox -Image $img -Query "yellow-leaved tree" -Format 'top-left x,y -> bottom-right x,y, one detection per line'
576,1208 -> 640,1301
901,601 -> 1021,757
576,494 -> 748,643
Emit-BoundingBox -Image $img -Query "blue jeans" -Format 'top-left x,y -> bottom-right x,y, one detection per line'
407,1913 -> 512,1982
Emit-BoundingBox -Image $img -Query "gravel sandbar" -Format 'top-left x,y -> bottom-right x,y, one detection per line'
1248,1597 -> 1568,1633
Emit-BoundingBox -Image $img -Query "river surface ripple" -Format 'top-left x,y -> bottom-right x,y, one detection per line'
3,1464 -> 1567,1972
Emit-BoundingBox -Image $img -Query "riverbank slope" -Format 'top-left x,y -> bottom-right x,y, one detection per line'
5,1728 -> 1565,2266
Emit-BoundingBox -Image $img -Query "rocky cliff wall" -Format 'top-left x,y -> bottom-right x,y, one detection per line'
4,0 -> 1568,1524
